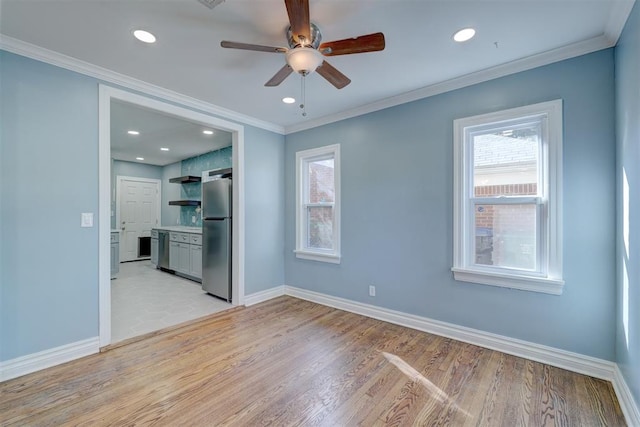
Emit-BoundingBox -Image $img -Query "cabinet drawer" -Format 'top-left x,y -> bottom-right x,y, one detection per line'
110,232 -> 119,243
151,229 -> 159,238
170,232 -> 186,242
190,234 -> 202,245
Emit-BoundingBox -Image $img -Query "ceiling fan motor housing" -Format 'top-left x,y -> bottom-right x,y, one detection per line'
220,0 -> 384,89
287,22 -> 322,48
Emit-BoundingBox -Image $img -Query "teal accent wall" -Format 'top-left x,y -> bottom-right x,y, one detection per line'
615,1 -> 640,409
162,161 -> 182,226
285,49 -> 617,360
177,146 -> 232,227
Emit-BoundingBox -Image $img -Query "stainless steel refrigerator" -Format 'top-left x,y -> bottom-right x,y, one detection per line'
201,171 -> 232,301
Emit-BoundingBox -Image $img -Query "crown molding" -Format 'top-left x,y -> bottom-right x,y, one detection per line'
605,0 -> 637,44
0,35 -> 285,135
284,34 -> 615,134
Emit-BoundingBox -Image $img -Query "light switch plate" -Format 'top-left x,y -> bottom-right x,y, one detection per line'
81,212 -> 94,227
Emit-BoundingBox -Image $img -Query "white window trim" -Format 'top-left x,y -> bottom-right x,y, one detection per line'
295,144 -> 341,264
452,100 -> 564,295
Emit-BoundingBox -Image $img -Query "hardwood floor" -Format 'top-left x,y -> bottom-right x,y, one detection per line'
0,296 -> 626,426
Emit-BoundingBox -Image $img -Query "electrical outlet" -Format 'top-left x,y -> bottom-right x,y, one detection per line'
369,285 -> 376,297
192,215 -> 196,223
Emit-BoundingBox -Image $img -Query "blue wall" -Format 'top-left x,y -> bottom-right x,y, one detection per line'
285,49 -> 617,360
245,126 -> 286,293
616,1 -> 640,409
1,52 -> 99,360
0,50 -> 285,361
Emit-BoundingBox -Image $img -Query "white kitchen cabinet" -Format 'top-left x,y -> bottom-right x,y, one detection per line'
165,229 -> 202,282
169,241 -> 180,271
150,229 -> 159,267
110,231 -> 120,279
177,243 -> 190,275
190,244 -> 202,279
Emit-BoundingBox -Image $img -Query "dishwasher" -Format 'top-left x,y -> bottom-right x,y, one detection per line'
157,230 -> 170,270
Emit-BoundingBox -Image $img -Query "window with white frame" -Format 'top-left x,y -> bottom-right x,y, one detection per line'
295,144 -> 341,263
452,100 -> 563,294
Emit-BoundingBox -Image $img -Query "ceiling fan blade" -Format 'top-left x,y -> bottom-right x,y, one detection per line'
319,32 -> 386,56
284,0 -> 311,45
316,60 -> 351,89
265,64 -> 294,87
221,41 -> 287,53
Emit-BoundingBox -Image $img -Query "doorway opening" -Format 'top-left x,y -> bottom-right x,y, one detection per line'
98,85 -> 245,347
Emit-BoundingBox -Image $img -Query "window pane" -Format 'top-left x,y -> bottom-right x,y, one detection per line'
307,206 -> 333,250
473,125 -> 540,196
308,159 -> 334,203
474,204 -> 537,270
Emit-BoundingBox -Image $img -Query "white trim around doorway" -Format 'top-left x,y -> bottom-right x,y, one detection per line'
98,85 -> 246,348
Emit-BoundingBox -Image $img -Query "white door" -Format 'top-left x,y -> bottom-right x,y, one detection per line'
117,177 -> 161,262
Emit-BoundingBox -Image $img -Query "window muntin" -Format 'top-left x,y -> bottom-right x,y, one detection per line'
296,145 -> 340,263
453,100 -> 563,294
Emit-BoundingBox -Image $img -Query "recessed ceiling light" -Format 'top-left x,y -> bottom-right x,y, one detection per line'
133,30 -> 156,44
160,147 -> 170,151
136,157 -> 144,161
127,130 -> 140,135
282,97 -> 296,104
453,28 -> 476,42
203,130 -> 214,135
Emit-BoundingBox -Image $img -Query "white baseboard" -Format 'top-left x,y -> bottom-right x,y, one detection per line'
0,337 -> 100,382
612,365 -> 640,426
284,286 -> 616,379
244,285 -> 285,306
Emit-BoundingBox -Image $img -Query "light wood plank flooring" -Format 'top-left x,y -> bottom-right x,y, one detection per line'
0,296 -> 626,426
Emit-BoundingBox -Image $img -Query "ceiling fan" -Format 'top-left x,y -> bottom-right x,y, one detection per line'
220,0 -> 385,89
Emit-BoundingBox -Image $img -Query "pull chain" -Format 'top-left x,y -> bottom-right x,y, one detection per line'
300,73 -> 307,117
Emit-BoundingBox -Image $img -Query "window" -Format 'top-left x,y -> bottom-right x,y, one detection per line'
452,100 -> 563,294
295,144 -> 341,263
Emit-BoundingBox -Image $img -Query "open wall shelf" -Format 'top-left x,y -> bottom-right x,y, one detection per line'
169,176 -> 201,184
168,200 -> 201,206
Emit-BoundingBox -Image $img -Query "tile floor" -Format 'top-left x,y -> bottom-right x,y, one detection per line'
111,260 -> 232,343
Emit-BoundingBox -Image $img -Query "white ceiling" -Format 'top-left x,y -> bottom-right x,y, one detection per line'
111,100 -> 232,166
0,0 -> 635,134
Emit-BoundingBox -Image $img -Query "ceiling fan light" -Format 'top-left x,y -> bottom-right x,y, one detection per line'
286,48 -> 323,75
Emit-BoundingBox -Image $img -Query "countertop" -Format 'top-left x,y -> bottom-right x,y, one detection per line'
152,226 -> 202,234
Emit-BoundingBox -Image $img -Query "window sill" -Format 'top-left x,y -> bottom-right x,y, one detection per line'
294,250 -> 341,264
451,267 -> 564,295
